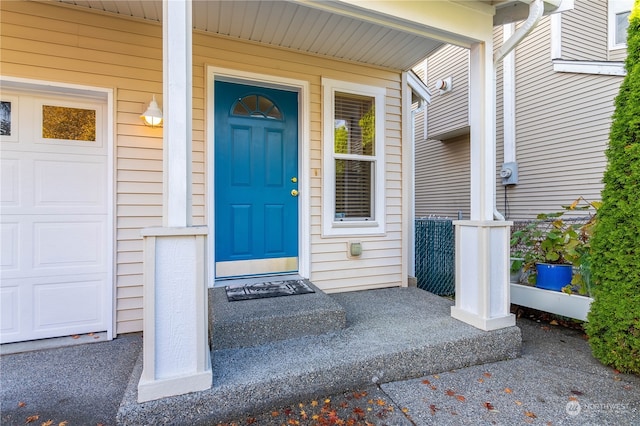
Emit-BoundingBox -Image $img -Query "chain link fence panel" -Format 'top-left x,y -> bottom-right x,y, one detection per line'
415,218 -> 455,296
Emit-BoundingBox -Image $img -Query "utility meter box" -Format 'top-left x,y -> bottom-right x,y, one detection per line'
500,162 -> 519,186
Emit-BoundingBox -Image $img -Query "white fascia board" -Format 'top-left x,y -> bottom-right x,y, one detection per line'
552,60 -> 626,76
309,0 -> 494,46
494,0 -> 574,26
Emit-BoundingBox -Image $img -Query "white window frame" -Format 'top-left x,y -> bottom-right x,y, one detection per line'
609,0 -> 634,50
322,78 -> 386,236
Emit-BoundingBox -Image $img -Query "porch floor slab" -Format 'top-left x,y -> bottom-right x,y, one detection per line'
117,287 -> 522,425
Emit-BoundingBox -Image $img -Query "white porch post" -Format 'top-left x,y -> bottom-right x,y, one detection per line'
138,0 -> 212,402
450,40 -> 515,331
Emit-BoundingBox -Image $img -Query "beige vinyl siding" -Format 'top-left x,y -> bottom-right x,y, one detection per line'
561,0 -> 608,61
1,1 -> 406,332
194,36 -> 405,293
424,44 -> 469,140
0,1 -> 165,334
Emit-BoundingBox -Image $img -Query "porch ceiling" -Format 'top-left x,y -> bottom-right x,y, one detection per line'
56,0 -> 535,71
58,0 -> 560,70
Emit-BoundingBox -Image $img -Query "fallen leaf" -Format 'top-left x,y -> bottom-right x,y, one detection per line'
287,419 -> 299,425
429,404 -> 438,415
58,422 -> 68,426
41,420 -> 53,426
376,399 -> 386,406
299,409 -> 307,420
246,418 -> 256,424
25,415 -> 39,424
505,388 -> 513,394
570,390 -> 583,396
353,407 -> 365,418
624,385 -> 633,390
483,372 -> 492,378
324,398 -> 331,404
445,389 -> 455,397
71,335 -> 79,339
270,411 -> 279,417
433,375 -> 440,379
568,396 -> 578,401
515,400 -> 523,406
401,407 -> 409,413
525,411 -> 537,418
484,402 -> 498,412
614,376 -> 622,382
311,400 -> 318,407
541,326 -> 551,331
18,402 -> 26,408
477,378 -> 484,383
456,395 -> 466,402
284,408 -> 293,416
549,320 -> 559,326
430,385 -> 437,391
613,369 -> 621,375
340,401 -> 348,408
421,379 -> 431,385
311,414 -> 320,421
88,332 -> 94,336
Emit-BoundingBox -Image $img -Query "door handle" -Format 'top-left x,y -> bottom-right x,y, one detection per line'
291,189 -> 299,197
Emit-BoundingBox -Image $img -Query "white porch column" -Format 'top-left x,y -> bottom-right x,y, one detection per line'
450,41 -> 515,331
138,0 -> 212,402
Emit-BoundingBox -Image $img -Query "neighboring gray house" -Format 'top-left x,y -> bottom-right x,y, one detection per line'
414,0 -> 632,220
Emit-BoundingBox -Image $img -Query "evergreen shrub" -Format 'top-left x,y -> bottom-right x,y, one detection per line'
585,0 -> 640,374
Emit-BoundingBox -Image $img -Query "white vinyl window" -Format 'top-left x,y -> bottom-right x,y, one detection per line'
322,78 -> 385,236
609,0 -> 634,50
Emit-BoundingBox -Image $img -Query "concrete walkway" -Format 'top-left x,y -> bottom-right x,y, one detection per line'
1,290 -> 639,425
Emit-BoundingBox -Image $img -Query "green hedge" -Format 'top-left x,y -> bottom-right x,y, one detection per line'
586,1 -> 640,374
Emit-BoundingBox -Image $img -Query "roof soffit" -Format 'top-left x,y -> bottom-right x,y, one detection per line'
53,1 -> 566,70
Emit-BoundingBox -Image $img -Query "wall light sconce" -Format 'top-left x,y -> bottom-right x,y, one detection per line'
141,95 -> 163,127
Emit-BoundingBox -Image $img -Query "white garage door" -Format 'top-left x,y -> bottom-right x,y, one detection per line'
1,90 -> 112,344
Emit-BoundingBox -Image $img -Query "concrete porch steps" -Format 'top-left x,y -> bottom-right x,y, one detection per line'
209,279 -> 346,350
117,287 -> 521,425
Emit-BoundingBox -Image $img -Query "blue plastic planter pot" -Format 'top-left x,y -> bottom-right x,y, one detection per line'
535,263 -> 573,291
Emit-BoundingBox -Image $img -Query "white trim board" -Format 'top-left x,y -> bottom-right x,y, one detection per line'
552,60 -> 626,76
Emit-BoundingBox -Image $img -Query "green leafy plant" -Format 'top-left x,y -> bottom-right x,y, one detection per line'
510,197 -> 598,292
586,1 -> 640,375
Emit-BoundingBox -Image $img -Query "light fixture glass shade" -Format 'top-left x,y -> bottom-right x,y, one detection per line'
141,95 -> 163,127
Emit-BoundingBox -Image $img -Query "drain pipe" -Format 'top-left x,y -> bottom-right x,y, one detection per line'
491,0 -> 545,221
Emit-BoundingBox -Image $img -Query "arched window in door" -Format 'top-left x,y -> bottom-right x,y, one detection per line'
232,94 -> 282,120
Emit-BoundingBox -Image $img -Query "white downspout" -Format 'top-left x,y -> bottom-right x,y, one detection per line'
491,0 -> 544,221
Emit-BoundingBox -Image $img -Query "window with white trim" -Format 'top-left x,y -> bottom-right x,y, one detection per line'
609,0 -> 634,49
322,78 -> 385,236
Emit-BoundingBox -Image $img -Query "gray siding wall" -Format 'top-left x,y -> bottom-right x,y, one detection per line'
502,16 -> 622,218
561,0 -> 608,61
425,44 -> 469,140
414,134 -> 470,219
415,3 -> 625,220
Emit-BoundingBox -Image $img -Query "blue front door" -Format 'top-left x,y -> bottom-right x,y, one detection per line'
214,81 -> 299,278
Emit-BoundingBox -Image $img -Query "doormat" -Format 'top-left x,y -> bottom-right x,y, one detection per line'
225,279 -> 315,302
